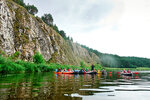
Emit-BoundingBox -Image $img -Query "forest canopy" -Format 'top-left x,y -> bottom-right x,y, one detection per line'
81,45 -> 150,68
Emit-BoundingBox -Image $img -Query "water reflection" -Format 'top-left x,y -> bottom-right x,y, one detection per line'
0,71 -> 150,100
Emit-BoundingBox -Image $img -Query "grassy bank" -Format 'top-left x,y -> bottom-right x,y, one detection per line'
1,52 -> 150,74
0,53 -> 103,74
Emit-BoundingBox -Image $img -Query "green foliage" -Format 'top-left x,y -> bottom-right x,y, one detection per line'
80,61 -> 86,68
0,65 -> 2,72
25,4 -> 38,15
94,64 -> 103,70
0,55 -> 6,64
59,30 -> 67,40
0,50 -> 5,55
9,51 -> 20,60
41,13 -> 53,26
81,44 -> 150,68
17,61 -> 37,72
0,55 -> 105,74
1,61 -> 24,73
13,0 -> 26,7
33,52 -> 45,64
13,0 -> 38,15
37,64 -> 51,72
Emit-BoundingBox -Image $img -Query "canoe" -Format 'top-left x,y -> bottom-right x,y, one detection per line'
62,72 -> 74,74
86,71 -> 97,74
78,72 -> 86,74
121,73 -> 133,76
54,71 -> 97,74
54,72 -> 62,74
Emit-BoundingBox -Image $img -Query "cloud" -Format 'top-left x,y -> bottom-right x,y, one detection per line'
24,0 -> 150,58
24,0 -> 114,33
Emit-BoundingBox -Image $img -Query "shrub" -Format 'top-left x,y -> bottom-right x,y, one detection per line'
9,51 -> 20,60
80,61 -> 86,69
33,52 -> 45,64
0,55 -> 6,64
94,64 -> 103,70
0,65 -> 2,72
0,61 -> 24,73
23,62 -> 37,73
37,64 -> 51,72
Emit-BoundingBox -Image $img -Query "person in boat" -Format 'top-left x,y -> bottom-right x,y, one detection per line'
93,69 -> 96,72
79,69 -> 84,73
74,68 -> 79,73
55,69 -> 58,72
58,67 -> 61,72
127,69 -> 131,73
86,68 -> 89,72
67,68 -> 70,72
91,64 -> 95,71
101,69 -> 106,75
123,69 -> 127,73
63,68 -> 67,72
97,69 -> 101,73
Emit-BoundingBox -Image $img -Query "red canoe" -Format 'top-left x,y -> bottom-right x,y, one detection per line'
54,72 -> 74,74
54,72 -> 62,74
62,72 -> 74,74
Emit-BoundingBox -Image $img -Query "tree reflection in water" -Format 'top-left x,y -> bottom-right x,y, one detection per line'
0,72 -> 141,100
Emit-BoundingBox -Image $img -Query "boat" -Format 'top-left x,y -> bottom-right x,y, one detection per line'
54,71 -> 97,74
54,72 -> 62,74
86,71 -> 97,74
78,71 -> 86,74
121,73 -> 133,76
62,72 -> 74,74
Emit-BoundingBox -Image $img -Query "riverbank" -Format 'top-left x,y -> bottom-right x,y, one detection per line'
1,54 -> 150,74
0,55 -> 103,74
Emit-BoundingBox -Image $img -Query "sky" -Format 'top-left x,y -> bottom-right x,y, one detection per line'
24,0 -> 150,58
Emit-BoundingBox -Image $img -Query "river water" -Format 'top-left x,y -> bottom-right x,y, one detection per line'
0,71 -> 150,100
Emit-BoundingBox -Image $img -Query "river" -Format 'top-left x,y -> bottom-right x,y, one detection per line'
0,71 -> 150,100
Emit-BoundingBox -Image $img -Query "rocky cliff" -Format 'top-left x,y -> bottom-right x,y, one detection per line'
0,0 -> 101,65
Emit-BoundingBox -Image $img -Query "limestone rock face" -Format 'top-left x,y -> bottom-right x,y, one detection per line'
0,0 -> 101,65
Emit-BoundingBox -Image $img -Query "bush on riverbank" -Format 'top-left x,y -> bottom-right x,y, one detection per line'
0,55 -> 86,73
2,53 -> 149,74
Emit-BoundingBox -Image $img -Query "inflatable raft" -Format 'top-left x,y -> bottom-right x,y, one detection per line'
54,71 -> 97,74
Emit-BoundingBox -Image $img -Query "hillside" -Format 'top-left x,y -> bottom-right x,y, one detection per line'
81,45 -> 150,68
0,0 -> 101,66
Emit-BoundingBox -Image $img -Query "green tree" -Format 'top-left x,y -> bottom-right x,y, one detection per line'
13,0 -> 26,7
59,30 -> 67,39
33,52 -> 45,64
41,14 -> 54,26
26,4 -> 38,15
80,61 -> 86,68
52,24 -> 59,33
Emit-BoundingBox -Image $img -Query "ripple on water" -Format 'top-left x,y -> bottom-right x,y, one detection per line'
101,82 -> 134,85
83,85 -> 91,87
115,88 -> 150,91
79,88 -> 114,92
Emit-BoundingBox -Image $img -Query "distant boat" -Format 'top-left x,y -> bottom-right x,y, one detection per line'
121,73 -> 133,76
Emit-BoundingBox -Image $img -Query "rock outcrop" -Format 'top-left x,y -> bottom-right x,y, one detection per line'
0,0 -> 101,65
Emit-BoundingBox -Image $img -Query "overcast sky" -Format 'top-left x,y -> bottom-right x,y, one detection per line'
24,0 -> 150,58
